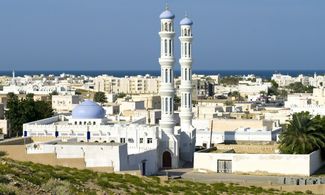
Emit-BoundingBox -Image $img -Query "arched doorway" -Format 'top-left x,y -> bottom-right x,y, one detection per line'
162,151 -> 172,168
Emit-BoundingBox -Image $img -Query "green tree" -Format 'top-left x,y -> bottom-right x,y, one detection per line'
224,100 -> 234,106
279,112 -> 325,154
5,93 -> 54,137
116,93 -> 126,99
93,92 -> 107,104
268,80 -> 279,96
5,93 -> 20,136
287,82 -> 314,93
219,76 -> 241,85
228,91 -> 244,101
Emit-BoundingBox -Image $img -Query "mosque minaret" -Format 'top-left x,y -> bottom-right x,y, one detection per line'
179,15 -> 193,133
179,15 -> 196,163
159,6 -> 176,135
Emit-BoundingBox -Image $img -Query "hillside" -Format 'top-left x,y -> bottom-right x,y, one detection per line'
0,152 -> 307,195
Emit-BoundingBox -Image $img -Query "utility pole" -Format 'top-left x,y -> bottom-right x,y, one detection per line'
209,119 -> 213,148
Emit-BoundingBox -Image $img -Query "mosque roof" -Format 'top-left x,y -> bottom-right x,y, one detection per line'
72,100 -> 106,119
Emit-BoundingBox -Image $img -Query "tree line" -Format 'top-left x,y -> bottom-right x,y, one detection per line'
5,93 -> 53,137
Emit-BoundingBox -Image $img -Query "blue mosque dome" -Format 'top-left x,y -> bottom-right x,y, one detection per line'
72,100 -> 106,119
160,9 -> 175,19
180,17 -> 193,26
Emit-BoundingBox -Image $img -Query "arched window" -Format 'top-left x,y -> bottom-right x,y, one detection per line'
165,97 -> 168,114
185,68 -> 188,80
189,43 -> 191,57
184,29 -> 187,36
187,94 -> 191,108
165,69 -> 168,83
169,40 -> 172,56
169,23 -> 172,31
188,68 -> 190,80
184,43 -> 187,57
164,23 -> 168,31
164,39 -> 167,55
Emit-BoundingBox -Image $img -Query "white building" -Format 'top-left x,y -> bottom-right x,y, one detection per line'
194,149 -> 324,176
94,75 -> 160,95
52,95 -> 82,113
285,91 -> 325,116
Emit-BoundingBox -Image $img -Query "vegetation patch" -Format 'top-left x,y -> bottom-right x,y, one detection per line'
0,156 -> 310,194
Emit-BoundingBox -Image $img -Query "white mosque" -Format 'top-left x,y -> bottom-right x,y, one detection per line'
23,7 -> 195,175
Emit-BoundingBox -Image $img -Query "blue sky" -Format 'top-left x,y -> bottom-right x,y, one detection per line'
0,0 -> 324,71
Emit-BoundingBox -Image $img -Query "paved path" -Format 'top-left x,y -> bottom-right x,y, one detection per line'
158,168 -> 282,185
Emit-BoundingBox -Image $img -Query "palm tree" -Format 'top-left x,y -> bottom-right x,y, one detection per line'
279,112 -> 325,154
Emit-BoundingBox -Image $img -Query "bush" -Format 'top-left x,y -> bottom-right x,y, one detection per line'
0,151 -> 7,157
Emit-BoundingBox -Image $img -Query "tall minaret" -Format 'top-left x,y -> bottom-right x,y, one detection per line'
159,6 -> 176,135
179,15 -> 193,132
179,15 -> 195,163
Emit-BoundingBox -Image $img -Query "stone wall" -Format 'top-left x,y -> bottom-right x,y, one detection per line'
216,144 -> 278,154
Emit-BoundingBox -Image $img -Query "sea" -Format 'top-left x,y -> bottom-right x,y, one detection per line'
0,70 -> 324,79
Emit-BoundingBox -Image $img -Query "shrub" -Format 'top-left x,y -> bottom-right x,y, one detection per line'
0,151 -> 7,157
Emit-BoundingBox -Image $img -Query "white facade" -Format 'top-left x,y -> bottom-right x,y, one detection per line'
94,75 -> 160,94
52,95 -> 82,113
285,92 -> 325,116
194,150 -> 325,176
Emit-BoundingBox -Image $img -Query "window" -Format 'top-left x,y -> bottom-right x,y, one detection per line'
169,40 -> 172,56
75,121 -> 77,125
128,138 -> 134,143
189,43 -> 191,57
165,98 -> 168,114
164,39 -> 167,55
140,138 -> 143,143
93,121 -> 96,125
120,138 -> 125,143
147,138 -> 152,144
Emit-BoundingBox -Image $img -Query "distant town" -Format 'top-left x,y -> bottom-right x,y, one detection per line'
1,4 -> 325,195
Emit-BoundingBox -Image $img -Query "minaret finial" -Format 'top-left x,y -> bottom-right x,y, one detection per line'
165,3 -> 169,10
185,11 -> 188,18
